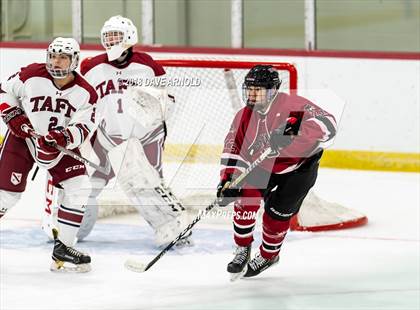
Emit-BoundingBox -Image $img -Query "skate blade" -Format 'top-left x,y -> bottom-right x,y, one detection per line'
243,258 -> 280,278
229,265 -> 248,282
50,260 -> 91,273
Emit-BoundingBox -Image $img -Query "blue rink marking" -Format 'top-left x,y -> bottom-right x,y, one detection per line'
0,223 -> 310,256
0,223 -> 242,255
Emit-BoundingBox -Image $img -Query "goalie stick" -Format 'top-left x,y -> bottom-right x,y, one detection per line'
124,146 -> 273,273
24,126 -> 111,175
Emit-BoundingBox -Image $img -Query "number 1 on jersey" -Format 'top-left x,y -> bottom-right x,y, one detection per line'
117,98 -> 123,113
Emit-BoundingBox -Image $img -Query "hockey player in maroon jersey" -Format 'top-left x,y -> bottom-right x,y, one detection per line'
0,37 -> 97,272
42,16 -> 192,248
217,65 -> 337,279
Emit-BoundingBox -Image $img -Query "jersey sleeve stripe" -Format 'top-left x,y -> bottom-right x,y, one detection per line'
220,165 -> 246,173
220,157 -> 249,169
315,115 -> 337,141
221,152 -> 249,164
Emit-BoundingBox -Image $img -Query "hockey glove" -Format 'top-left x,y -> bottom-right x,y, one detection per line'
269,117 -> 298,152
216,177 -> 241,207
38,128 -> 71,153
1,106 -> 33,139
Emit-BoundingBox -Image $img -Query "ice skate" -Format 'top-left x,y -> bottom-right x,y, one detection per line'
51,236 -> 91,273
243,253 -> 279,278
227,245 -> 251,281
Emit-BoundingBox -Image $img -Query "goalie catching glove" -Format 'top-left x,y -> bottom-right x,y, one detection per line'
126,86 -> 172,129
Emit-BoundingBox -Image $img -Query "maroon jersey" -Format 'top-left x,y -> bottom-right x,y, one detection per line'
220,92 -> 337,181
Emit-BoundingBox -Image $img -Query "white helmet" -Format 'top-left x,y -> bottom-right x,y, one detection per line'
46,37 -> 80,79
101,15 -> 138,61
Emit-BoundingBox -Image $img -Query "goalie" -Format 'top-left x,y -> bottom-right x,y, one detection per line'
42,16 -> 192,248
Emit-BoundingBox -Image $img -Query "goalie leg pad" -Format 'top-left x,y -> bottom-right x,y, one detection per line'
116,138 -> 171,227
76,177 -> 105,241
126,187 -> 180,228
116,138 -> 190,245
116,138 -> 190,246
117,138 -> 162,191
123,186 -> 191,247
0,190 -> 21,218
76,203 -> 98,241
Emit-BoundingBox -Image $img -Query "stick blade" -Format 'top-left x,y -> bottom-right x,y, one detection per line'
125,258 -> 147,273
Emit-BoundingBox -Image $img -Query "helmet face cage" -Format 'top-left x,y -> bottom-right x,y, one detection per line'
242,65 -> 281,111
46,38 -> 80,79
100,16 -> 138,61
242,84 -> 278,108
102,30 -> 124,49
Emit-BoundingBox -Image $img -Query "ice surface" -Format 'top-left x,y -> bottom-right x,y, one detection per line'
1,168 -> 419,310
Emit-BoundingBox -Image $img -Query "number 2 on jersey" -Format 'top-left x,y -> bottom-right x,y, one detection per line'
48,116 -> 58,131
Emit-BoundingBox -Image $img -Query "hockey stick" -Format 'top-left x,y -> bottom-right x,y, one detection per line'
24,127 -> 111,175
124,146 -> 273,273
31,166 -> 39,181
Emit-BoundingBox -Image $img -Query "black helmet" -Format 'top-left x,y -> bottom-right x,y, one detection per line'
244,65 -> 281,90
242,65 -> 281,113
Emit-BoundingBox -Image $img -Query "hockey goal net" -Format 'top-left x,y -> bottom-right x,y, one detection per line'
98,59 -> 367,231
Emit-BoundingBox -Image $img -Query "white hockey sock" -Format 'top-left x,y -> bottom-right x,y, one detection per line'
55,175 -> 90,246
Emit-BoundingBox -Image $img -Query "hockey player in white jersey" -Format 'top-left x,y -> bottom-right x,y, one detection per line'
42,16 -> 192,247
0,37 -> 97,272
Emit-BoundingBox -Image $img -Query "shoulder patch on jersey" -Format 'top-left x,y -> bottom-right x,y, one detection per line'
74,73 -> 98,104
80,54 -> 108,75
19,63 -> 50,83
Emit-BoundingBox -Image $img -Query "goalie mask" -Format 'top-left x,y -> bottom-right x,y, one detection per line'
46,37 -> 80,79
242,65 -> 281,114
101,15 -> 138,61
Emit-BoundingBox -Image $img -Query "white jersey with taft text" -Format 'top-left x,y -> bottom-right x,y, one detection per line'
0,63 -> 97,168
80,52 -> 166,146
